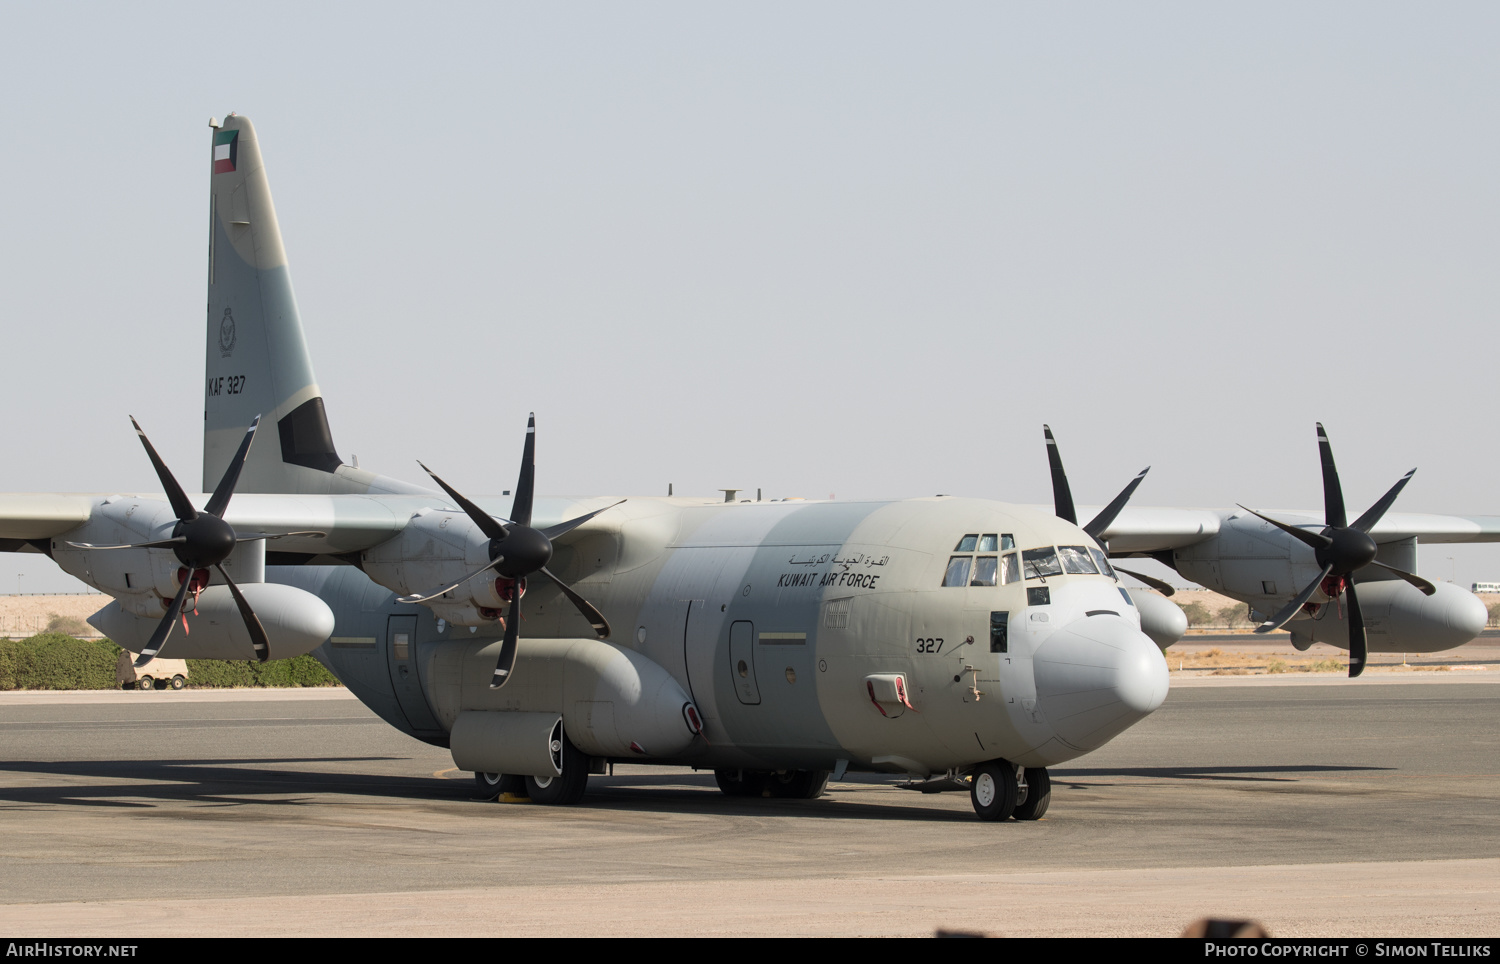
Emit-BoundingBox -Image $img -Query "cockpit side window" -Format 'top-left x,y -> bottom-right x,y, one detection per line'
971,556 -> 998,586
1058,545 -> 1099,575
1001,552 -> 1020,585
943,556 -> 973,588
1022,546 -> 1062,579
955,534 -> 979,552
1089,546 -> 1117,580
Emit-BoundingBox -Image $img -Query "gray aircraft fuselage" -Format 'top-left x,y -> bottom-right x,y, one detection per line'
289,494 -> 1168,779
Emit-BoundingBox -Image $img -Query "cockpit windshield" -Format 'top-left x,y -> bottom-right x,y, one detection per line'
1088,546 -> 1117,580
1022,546 -> 1063,579
1058,545 -> 1099,575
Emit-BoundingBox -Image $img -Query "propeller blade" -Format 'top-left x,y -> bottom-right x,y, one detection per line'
235,530 -> 329,542
1237,505 -> 1332,552
1084,467 -> 1150,541
131,417 -> 198,522
1316,423 -> 1348,529
1350,469 -> 1417,534
1042,425 -> 1078,526
539,500 -> 627,542
397,556 -> 505,604
536,566 -> 611,638
490,599 -> 521,689
511,413 -> 537,528
134,575 -> 195,668
1346,578 -> 1367,679
1368,561 -> 1438,596
203,416 -> 261,519
1255,563 -> 1335,634
417,461 -> 509,541
1115,566 -> 1176,597
66,537 -> 185,550
216,564 -> 270,662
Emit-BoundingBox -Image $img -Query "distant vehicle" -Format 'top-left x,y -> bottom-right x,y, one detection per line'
1473,583 -> 1500,593
115,651 -> 188,691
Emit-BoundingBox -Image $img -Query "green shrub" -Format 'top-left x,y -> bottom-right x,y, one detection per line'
1178,601 -> 1213,626
44,614 -> 92,636
184,654 -> 339,688
0,634 -> 341,690
0,634 -> 120,690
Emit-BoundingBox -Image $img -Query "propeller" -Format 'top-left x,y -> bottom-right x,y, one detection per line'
69,417 -> 271,668
1241,423 -> 1436,679
401,413 -> 624,689
1042,425 -> 1164,590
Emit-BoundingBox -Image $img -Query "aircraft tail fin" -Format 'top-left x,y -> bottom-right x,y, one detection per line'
204,114 -> 421,496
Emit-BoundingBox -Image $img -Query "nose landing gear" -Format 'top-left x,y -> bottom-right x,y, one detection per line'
970,761 -> 1050,821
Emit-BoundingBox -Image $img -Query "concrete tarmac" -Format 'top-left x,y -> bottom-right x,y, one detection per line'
1,675 -> 1497,938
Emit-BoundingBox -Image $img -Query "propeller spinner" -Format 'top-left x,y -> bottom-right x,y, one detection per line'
1239,423 -> 1436,678
401,414 -> 623,689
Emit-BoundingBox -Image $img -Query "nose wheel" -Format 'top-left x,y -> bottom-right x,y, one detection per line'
969,761 -> 1017,821
970,762 -> 1051,821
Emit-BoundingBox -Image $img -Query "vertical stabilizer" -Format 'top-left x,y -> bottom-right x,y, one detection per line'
204,114 -> 418,496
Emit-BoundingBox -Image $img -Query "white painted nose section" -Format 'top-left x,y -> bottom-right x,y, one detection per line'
1033,613 -> 1170,751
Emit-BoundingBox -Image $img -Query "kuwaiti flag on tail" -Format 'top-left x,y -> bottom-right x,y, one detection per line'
213,129 -> 238,174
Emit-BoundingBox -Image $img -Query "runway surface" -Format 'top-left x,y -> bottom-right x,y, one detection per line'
1,676 -> 1497,937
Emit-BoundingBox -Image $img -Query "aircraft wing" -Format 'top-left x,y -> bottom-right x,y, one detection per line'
0,492 -> 616,556
1052,504 -> 1500,555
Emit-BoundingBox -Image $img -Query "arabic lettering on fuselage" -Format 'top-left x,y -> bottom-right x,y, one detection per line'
776,550 -> 890,590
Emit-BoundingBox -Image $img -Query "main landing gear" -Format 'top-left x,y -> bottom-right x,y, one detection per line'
969,761 -> 1050,822
473,733 -> 589,805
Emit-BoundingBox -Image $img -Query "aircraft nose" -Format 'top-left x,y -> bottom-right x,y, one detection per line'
1032,613 -> 1170,751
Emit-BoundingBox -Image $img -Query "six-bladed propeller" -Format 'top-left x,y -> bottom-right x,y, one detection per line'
1239,423 -> 1435,678
69,417 -> 271,668
400,413 -> 623,689
1042,425 -> 1173,594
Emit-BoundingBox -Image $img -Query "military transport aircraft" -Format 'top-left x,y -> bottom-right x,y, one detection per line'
3,114 -> 1497,822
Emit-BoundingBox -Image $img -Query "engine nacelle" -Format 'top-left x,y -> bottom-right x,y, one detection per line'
1288,580 -> 1486,654
1127,589 -> 1189,649
89,583 -> 335,660
361,508 -> 515,626
1174,513 -> 1421,602
51,497 -> 263,606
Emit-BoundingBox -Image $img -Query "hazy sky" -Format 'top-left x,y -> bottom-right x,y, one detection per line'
3,2 -> 1499,592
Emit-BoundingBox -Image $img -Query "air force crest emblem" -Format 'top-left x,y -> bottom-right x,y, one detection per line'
219,307 -> 237,357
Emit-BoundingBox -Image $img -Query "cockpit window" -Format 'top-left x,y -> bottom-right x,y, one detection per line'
972,556 -> 998,586
954,534 -> 979,552
1089,546 -> 1117,580
1001,552 -> 1020,585
943,556 -> 973,588
1058,545 -> 1099,575
978,533 -> 998,552
1022,546 -> 1063,579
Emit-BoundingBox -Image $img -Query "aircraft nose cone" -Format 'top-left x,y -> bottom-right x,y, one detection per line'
1033,614 -> 1170,751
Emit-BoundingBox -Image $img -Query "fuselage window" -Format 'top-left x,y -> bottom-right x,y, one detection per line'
1001,552 -> 1020,585
955,534 -> 979,552
1058,545 -> 1099,575
972,556 -> 998,586
978,533 -> 999,552
943,556 -> 973,587
1022,546 -> 1062,579
1089,546 -> 1117,580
